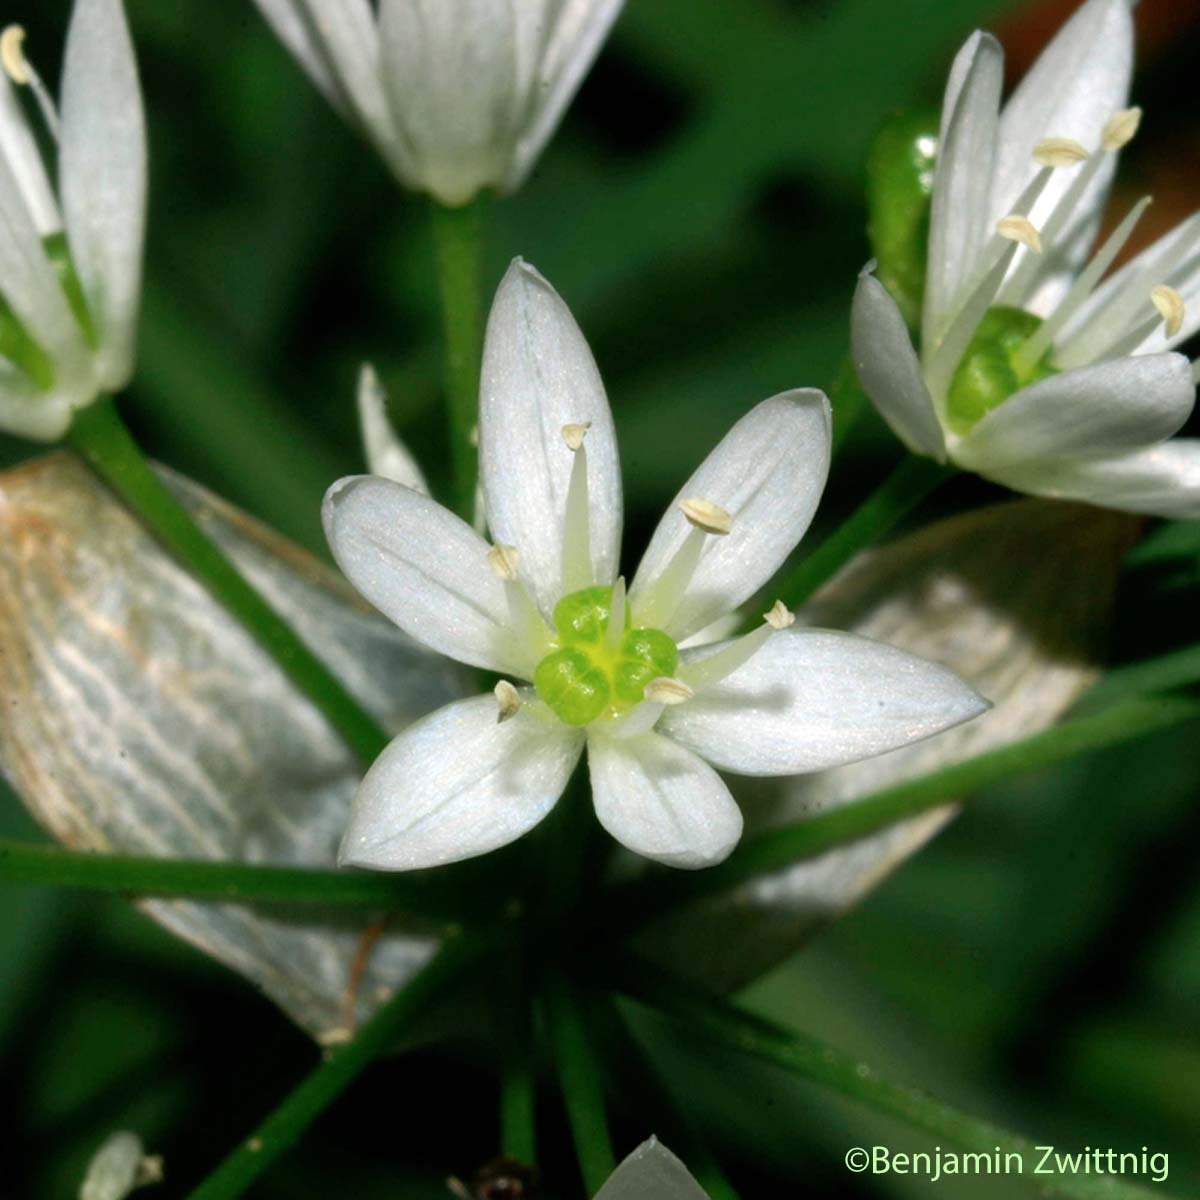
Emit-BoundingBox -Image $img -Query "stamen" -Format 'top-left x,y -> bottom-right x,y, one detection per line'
1033,137 -> 1089,167
561,422 -> 590,452
1151,284 -> 1186,337
678,610 -> 783,693
605,576 -> 627,654
634,527 -> 707,630
996,215 -> 1043,254
764,599 -> 795,630
925,240 -> 1024,401
560,423 -> 593,594
494,680 -> 522,723
1,25 -> 59,139
487,544 -> 520,581
679,496 -> 732,535
1016,195 -> 1153,374
1102,107 -> 1142,152
644,677 -> 693,706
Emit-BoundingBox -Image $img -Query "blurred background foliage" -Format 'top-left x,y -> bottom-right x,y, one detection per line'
3,0 -> 1200,1195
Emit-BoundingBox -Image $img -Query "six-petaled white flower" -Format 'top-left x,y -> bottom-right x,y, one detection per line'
852,0 -> 1200,518
324,259 -> 987,872
0,0 -> 145,441
250,0 -> 625,207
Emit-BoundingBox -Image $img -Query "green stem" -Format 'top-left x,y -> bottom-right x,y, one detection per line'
187,929 -> 494,1200
430,195 -> 488,520
0,838 -> 469,918
617,961 -> 1179,1200
67,398 -> 389,764
766,453 -> 953,620
498,958 -> 538,1165
606,695 -> 1200,930
542,971 -> 616,1195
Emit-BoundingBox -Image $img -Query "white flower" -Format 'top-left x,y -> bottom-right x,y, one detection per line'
594,1138 -> 710,1200
251,0 -> 625,207
852,0 -> 1200,518
324,260 -> 988,872
356,362 -> 431,493
0,1 -> 146,441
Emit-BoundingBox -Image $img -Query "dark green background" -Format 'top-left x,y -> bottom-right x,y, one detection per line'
3,0 -> 1200,1195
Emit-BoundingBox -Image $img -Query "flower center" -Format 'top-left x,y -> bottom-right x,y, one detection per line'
533,585 -> 679,727
944,305 -> 1056,435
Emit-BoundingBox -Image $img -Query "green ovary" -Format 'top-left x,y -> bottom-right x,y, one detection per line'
944,306 -> 1057,436
533,585 -> 679,726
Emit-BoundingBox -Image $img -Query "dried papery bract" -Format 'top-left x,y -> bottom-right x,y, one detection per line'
639,498 -> 1140,991
0,453 -> 466,1040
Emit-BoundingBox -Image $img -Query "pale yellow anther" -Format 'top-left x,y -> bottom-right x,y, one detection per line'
1102,107 -> 1142,152
644,677 -> 694,706
764,599 -> 795,630
561,422 -> 590,451
1151,284 -> 1186,338
487,543 -> 520,581
0,26 -> 29,85
679,496 -> 732,535
996,215 -> 1042,254
494,679 -> 522,723
1033,137 -> 1089,167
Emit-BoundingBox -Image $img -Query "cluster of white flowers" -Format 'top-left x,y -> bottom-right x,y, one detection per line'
2,0 -> 1195,876
853,0 -> 1200,516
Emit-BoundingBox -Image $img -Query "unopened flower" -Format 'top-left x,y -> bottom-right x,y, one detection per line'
595,1138 -> 710,1199
0,0 -> 146,441
325,260 -> 987,872
79,1131 -> 161,1200
853,0 -> 1200,517
251,0 -> 625,207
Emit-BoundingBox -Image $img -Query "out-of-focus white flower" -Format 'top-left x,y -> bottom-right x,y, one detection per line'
324,260 -> 988,873
0,1 -> 146,441
594,1138 -> 711,1200
250,0 -> 625,206
79,1131 -> 161,1200
852,0 -> 1200,518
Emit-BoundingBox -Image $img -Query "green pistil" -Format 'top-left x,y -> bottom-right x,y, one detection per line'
533,585 -> 679,726
944,306 -> 1057,436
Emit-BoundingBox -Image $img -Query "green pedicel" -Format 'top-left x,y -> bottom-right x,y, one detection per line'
533,586 -> 679,726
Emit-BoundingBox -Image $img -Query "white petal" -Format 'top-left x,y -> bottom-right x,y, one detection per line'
322,475 -> 526,675
923,31 -> 1002,343
629,391 -> 831,642
851,267 -> 946,459
595,1138 -> 711,1200
379,0 -> 520,205
59,0 -> 147,389
954,353 -> 1194,469
0,363 -> 73,441
505,0 -> 626,192
340,694 -> 583,870
1056,212 -> 1200,361
660,628 -> 988,777
295,0 -> 394,143
479,259 -> 622,612
0,71 -> 60,234
587,729 -> 742,869
356,364 -> 430,493
982,439 -> 1200,519
252,0 -> 345,113
991,0 -> 1133,309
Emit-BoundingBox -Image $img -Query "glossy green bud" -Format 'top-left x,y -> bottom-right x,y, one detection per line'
945,307 -> 1056,436
534,646 -> 611,726
553,585 -> 614,644
866,110 -> 938,330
